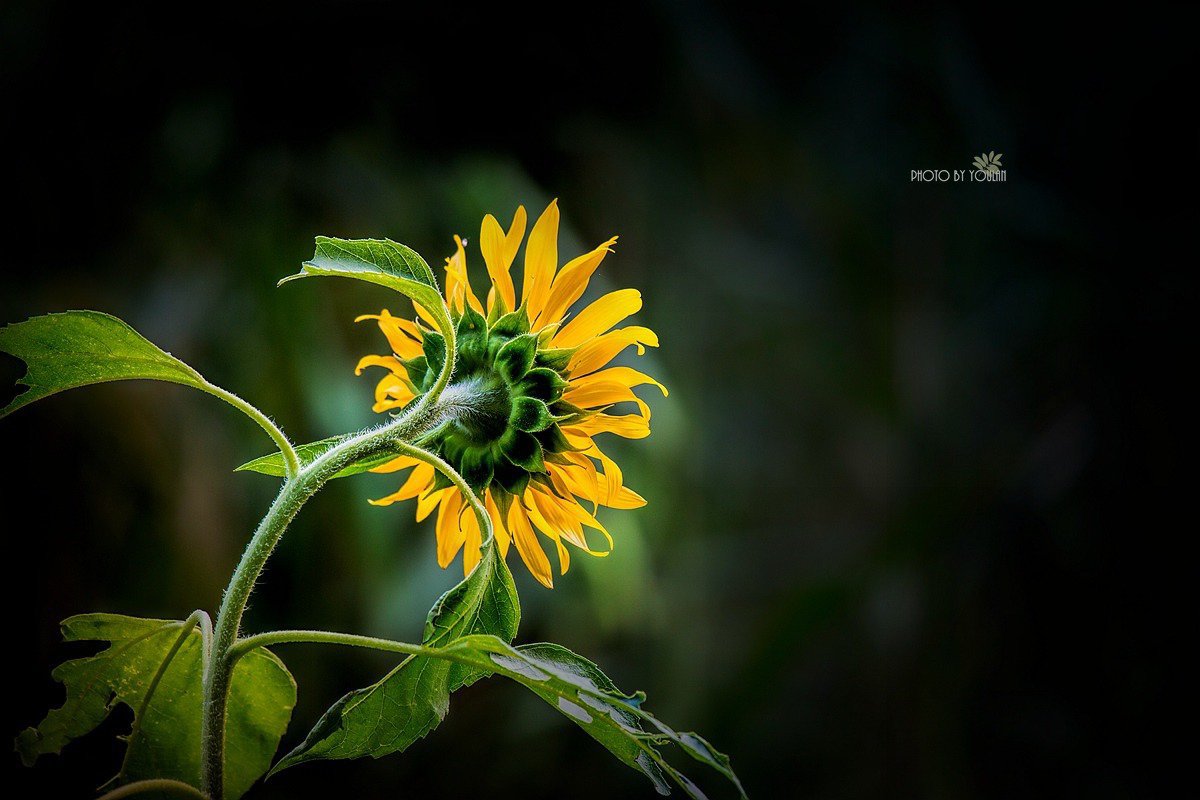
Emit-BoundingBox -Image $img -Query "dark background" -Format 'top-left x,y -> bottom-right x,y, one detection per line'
1,2 -> 1191,798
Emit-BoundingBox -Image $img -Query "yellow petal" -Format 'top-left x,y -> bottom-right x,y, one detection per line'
443,235 -> 484,315
435,491 -> 465,568
522,200 -> 559,320
355,354 -> 406,376
485,489 -> 511,559
528,488 -> 612,556
461,504 -> 483,576
416,487 -> 447,522
481,207 -> 525,311
555,536 -> 571,575
605,484 -> 647,509
414,298 -> 439,329
368,463 -> 434,505
536,236 -> 618,328
552,289 -> 642,349
570,366 -> 668,397
562,381 -> 650,419
508,501 -> 553,588
565,413 -> 651,439
356,310 -> 424,359
567,326 -> 659,377
369,455 -> 421,475
372,374 -> 416,413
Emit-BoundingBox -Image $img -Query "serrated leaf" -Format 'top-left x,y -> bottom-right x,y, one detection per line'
0,311 -> 208,418
235,434 -> 399,478
433,635 -> 747,799
280,237 -> 451,339
271,542 -> 519,772
16,613 -> 295,800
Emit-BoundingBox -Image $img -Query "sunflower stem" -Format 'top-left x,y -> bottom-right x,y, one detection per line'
199,300 -> 463,799
392,440 -> 494,545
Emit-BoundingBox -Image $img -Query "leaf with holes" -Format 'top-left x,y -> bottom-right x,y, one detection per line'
16,613 -> 295,800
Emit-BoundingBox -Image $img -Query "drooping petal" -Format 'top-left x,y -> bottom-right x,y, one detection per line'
508,501 -> 554,588
484,489 -> 511,558
565,412 -> 651,439
369,455 -> 422,475
368,463 -> 435,505
355,354 -> 407,376
569,366 -> 668,397
567,326 -> 659,377
562,381 -> 651,419
552,289 -> 642,349
481,207 -> 525,312
522,200 -> 560,321
371,373 -> 416,413
356,310 -> 424,359
528,487 -> 613,556
461,503 -> 483,575
536,236 -> 618,328
435,491 -> 466,568
416,487 -> 448,522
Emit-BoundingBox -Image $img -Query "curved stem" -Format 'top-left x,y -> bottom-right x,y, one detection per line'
202,382 -> 300,478
97,778 -> 209,800
200,300 -> 460,799
230,629 -> 426,663
393,440 -> 493,545
201,412 -> 436,796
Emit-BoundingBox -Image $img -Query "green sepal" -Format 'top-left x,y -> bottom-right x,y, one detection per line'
401,355 -> 429,388
485,291 -> 510,325
536,424 -> 580,455
490,305 -> 531,339
500,429 -> 545,473
458,446 -> 496,493
495,334 -> 538,383
421,331 -> 447,382
455,305 -> 490,367
535,347 -> 577,372
510,396 -> 554,433
518,367 -> 569,403
429,466 -> 455,493
492,460 -> 531,496
490,486 -> 515,521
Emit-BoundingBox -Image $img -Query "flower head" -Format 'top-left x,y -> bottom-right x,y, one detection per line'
357,201 -> 664,587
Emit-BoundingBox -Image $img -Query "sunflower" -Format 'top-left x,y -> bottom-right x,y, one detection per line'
355,201 -> 665,587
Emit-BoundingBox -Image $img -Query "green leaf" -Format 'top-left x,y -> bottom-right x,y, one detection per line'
271,542 -> 519,772
16,613 -> 295,800
235,434 -> 399,479
280,237 -> 451,338
438,635 -> 746,799
0,311 -> 207,418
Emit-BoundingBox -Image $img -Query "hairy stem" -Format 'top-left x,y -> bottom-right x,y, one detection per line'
393,440 -> 494,544
202,383 -> 300,479
199,317 -> 461,798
